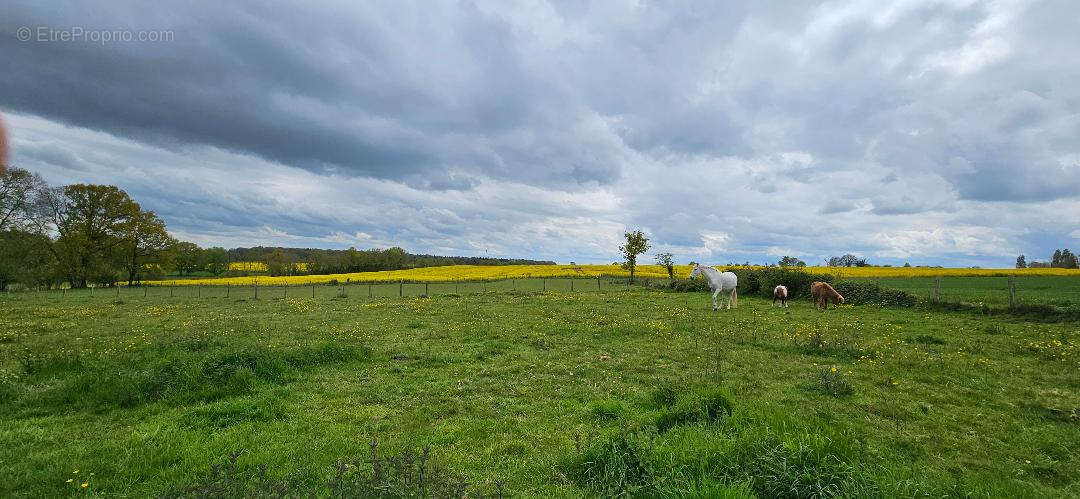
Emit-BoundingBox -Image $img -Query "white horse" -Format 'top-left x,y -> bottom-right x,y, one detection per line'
689,264 -> 738,310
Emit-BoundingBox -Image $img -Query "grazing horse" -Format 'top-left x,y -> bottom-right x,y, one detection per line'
811,281 -> 844,309
689,264 -> 738,310
773,285 -> 788,307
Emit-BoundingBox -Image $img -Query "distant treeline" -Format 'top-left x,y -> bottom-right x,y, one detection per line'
0,166 -> 553,288
226,246 -> 554,276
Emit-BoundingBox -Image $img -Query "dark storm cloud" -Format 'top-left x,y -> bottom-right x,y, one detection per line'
3,0 -> 1080,266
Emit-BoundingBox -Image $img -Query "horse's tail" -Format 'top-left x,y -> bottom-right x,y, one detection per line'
732,288 -> 738,307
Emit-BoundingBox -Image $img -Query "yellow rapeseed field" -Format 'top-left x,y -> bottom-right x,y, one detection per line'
228,262 -> 269,272
150,264 -> 1080,286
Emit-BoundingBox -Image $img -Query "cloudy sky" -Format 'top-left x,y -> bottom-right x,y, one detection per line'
3,1 -> 1079,266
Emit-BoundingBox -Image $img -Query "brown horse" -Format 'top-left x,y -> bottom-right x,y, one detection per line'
811,281 -> 844,309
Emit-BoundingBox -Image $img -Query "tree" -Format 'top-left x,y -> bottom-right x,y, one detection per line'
619,230 -> 650,284
120,206 -> 175,285
778,256 -> 807,267
1062,249 -> 1078,269
828,254 -> 868,267
1016,254 -> 1027,269
265,249 -> 294,276
0,229 -> 55,290
203,247 -> 230,275
654,252 -> 675,280
1052,249 -> 1063,267
43,184 -> 137,288
173,242 -> 203,276
0,167 -> 46,232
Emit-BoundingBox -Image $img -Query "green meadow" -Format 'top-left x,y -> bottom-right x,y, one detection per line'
0,279 -> 1077,497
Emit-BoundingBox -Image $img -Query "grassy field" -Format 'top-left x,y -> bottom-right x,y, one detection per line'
857,275 -> 1080,309
1,282 -> 1078,497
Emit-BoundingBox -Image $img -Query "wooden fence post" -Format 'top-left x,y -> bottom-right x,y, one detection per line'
570,279 -> 574,292
283,284 -> 287,299
425,282 -> 429,297
542,278 -> 546,293
598,276 -> 601,292
933,276 -> 941,302
399,280 -> 403,297
226,284 -> 230,298
254,280 -> 258,300
1008,276 -> 1016,308
312,283 -> 315,298
369,282 -> 373,298
170,286 -> 174,298
198,285 -> 201,298
144,285 -> 148,298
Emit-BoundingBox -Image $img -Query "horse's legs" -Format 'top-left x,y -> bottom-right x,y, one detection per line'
711,289 -> 720,310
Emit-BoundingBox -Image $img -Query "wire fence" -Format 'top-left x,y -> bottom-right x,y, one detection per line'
2,277 -> 675,303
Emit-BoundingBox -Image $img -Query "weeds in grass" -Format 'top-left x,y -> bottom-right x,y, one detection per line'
817,366 -> 854,397
654,387 -> 732,432
165,441 -> 508,498
327,438 -> 507,498
567,389 -> 881,497
4,341 -> 371,416
911,334 -> 946,345
590,400 -> 627,422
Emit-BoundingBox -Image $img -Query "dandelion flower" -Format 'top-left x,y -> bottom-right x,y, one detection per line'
81,483 -> 88,488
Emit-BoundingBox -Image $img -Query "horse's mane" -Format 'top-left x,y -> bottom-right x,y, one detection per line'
696,265 -> 721,275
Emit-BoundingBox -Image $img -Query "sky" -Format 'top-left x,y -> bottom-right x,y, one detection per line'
2,0 -> 1079,267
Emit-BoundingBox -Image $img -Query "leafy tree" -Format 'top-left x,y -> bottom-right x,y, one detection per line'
0,229 -> 55,290
381,247 -> 409,270
203,247 -> 230,275
0,167 -> 46,232
121,206 -> 175,285
265,249 -> 295,276
42,184 -> 136,288
1015,254 -> 1027,269
778,256 -> 807,267
654,252 -> 675,280
1061,249 -> 1078,269
173,242 -> 203,276
828,254 -> 868,267
619,230 -> 650,284
1052,249 -> 1063,267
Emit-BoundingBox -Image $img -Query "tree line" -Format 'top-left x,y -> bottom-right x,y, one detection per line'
0,167 -> 553,289
1016,249 -> 1079,269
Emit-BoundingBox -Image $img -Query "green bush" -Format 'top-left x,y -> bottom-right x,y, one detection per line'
723,267 -> 835,299
832,281 -> 917,307
657,267 -> 834,297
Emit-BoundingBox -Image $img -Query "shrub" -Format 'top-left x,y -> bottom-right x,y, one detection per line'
832,281 -> 917,307
657,267 -> 834,297
720,267 -> 834,299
